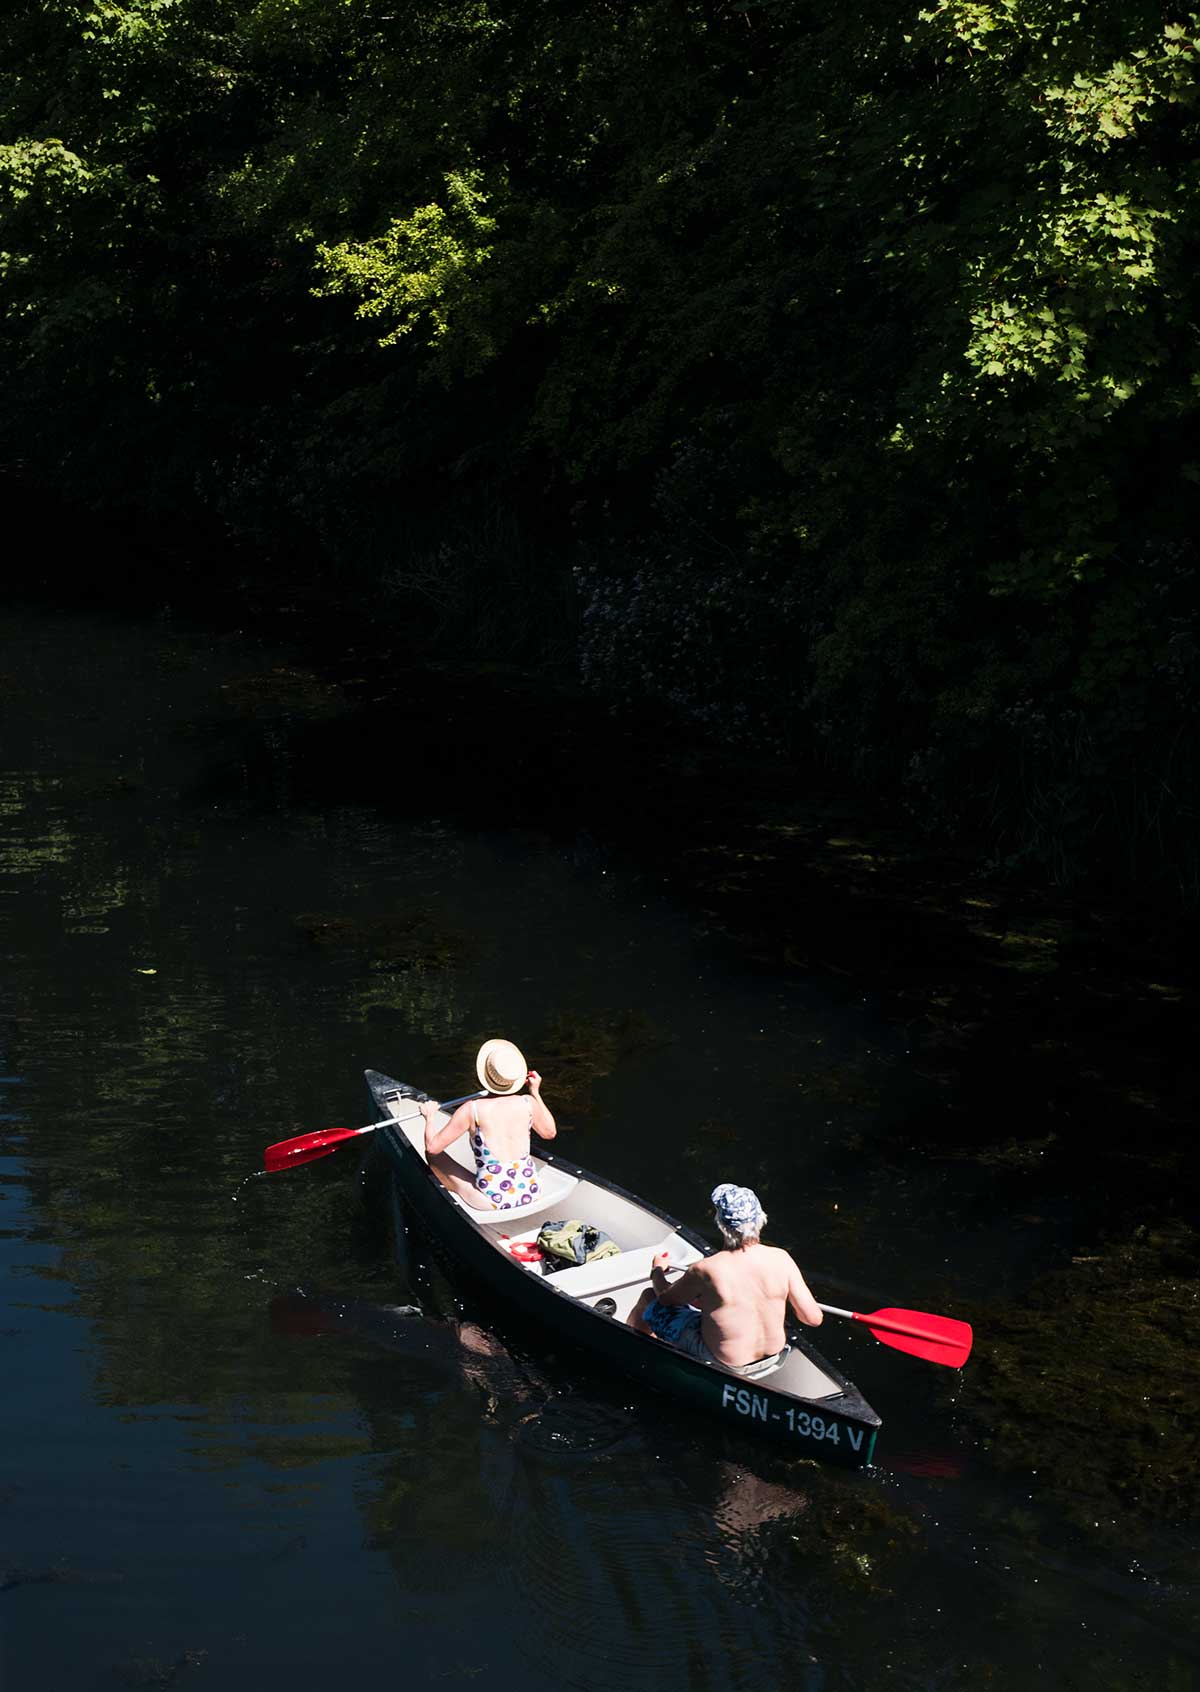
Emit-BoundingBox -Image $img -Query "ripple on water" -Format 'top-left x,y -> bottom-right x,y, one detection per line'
483,1427 -> 820,1692
513,1392 -> 637,1461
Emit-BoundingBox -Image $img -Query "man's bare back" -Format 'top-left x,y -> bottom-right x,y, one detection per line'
659,1243 -> 821,1367
629,1181 -> 822,1372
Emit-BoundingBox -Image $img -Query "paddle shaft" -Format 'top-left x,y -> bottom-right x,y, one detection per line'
820,1304 -> 946,1346
263,1090 -> 485,1172
324,1089 -> 484,1143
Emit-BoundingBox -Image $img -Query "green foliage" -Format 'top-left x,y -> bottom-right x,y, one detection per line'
0,138 -> 133,353
316,169 -> 510,376
0,0 -> 1197,894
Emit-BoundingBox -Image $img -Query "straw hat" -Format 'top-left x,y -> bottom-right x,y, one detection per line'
475,1038 -> 528,1095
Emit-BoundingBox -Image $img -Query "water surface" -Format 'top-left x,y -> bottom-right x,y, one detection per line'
0,603 -> 1194,1690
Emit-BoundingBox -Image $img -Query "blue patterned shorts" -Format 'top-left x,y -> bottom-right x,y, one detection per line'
641,1298 -> 790,1377
640,1299 -> 716,1363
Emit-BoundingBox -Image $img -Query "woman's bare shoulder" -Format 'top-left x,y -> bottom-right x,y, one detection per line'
478,1094 -> 528,1128
478,1093 -> 514,1113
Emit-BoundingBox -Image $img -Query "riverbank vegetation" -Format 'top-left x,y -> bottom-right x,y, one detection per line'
952,1221 -> 1200,1530
2,0 -> 1198,897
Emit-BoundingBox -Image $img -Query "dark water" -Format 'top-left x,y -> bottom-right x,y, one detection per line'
1,603 -> 1195,1691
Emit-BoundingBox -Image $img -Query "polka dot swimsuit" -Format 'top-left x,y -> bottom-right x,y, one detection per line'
471,1099 -> 540,1210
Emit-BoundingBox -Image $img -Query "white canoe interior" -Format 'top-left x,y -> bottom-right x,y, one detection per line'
388,1098 -> 842,1403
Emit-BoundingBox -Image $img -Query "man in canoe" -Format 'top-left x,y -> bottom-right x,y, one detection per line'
418,1038 -> 557,1211
628,1182 -> 822,1377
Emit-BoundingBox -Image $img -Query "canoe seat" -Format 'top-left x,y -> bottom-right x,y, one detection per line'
547,1241 -> 703,1300
448,1159 -> 580,1227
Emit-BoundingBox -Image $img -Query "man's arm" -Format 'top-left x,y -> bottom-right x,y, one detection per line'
786,1255 -> 823,1327
648,1254 -> 708,1307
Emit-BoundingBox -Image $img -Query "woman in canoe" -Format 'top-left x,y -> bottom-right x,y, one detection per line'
418,1039 -> 556,1211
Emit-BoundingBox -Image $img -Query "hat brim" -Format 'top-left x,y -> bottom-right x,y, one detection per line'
475,1038 -> 528,1095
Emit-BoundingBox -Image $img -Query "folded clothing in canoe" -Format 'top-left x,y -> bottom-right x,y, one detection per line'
537,1219 -> 621,1268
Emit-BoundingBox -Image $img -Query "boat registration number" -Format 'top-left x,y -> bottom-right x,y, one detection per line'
720,1382 -> 865,1451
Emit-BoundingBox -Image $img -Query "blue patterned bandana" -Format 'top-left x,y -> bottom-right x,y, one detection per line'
711,1183 -> 765,1236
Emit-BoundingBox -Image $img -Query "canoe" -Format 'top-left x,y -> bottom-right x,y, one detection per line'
368,1070 -> 881,1468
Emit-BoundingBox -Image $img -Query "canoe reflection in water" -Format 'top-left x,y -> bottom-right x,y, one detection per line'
268,1288 -> 829,1688
268,1286 -> 810,1497
269,1287 -> 551,1426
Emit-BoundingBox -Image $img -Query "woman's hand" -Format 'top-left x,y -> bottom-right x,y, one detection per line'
652,1251 -> 670,1271
527,1069 -> 542,1096
418,1100 -> 439,1127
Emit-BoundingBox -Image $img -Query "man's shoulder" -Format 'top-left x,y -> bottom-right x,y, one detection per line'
687,1253 -> 730,1290
708,1245 -> 787,1277
756,1244 -> 800,1280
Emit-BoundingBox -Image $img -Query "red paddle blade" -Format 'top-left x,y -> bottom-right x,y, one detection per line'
263,1127 -> 358,1173
856,1307 -> 973,1369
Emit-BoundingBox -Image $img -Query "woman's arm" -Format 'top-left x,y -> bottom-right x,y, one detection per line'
527,1070 -> 556,1140
419,1099 -> 474,1157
